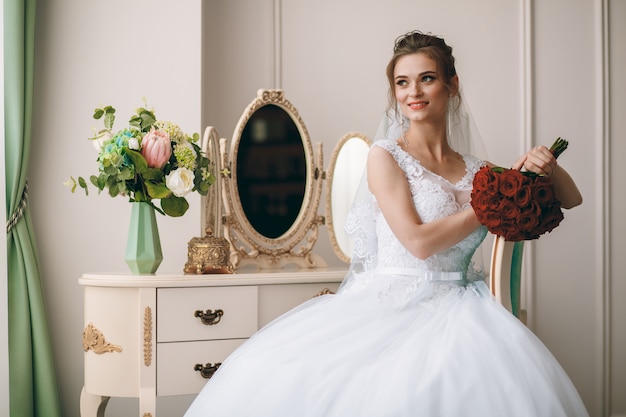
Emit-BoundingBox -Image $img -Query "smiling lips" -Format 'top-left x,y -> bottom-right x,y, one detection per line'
407,100 -> 428,110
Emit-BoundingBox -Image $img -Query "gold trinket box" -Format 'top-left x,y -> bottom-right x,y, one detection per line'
184,228 -> 233,274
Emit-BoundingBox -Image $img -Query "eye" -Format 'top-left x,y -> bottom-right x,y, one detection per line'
421,75 -> 435,83
395,79 -> 408,86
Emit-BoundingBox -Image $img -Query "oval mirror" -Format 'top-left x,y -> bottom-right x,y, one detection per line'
236,104 -> 305,238
326,132 -> 371,263
220,89 -> 325,269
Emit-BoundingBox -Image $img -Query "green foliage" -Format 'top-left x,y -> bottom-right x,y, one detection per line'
161,195 -> 189,217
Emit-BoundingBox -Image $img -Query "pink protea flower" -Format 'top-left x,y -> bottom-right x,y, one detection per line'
141,127 -> 172,168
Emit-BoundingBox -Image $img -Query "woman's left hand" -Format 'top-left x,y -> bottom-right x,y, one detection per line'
511,145 -> 582,209
511,145 -> 558,176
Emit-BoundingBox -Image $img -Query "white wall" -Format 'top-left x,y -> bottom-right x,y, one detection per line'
18,1 -> 622,416
30,0 -> 202,415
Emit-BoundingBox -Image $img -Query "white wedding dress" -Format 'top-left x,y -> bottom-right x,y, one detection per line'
184,140 -> 589,417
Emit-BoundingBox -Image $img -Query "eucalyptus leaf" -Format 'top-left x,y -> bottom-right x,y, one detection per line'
142,167 -> 163,181
93,109 -> 104,120
104,112 -> 115,130
161,195 -> 189,217
77,177 -> 88,196
125,149 -> 148,173
90,175 -> 103,190
145,181 -> 171,199
139,111 -> 156,131
129,116 -> 141,129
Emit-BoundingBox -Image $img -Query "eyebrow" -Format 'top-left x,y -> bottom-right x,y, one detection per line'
394,70 -> 437,80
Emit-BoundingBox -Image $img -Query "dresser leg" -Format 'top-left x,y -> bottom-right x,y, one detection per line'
80,386 -> 110,417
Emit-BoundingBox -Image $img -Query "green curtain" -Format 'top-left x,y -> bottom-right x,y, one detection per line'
5,0 -> 63,416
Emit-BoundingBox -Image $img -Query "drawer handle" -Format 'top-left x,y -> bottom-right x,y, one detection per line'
194,362 -> 222,379
194,309 -> 224,325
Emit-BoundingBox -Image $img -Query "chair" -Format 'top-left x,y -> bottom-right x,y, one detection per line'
489,235 -> 526,324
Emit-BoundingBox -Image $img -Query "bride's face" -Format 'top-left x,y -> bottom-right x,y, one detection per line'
393,52 -> 455,124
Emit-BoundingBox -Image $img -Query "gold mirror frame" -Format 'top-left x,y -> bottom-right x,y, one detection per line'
221,89 -> 325,269
325,132 -> 372,263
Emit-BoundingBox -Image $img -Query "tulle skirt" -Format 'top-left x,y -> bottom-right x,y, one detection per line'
184,274 -> 589,417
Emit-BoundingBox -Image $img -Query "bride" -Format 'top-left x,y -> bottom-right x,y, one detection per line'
184,30 -> 587,417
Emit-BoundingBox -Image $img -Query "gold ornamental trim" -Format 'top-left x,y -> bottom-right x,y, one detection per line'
83,323 -> 122,354
314,288 -> 336,298
143,306 -> 153,367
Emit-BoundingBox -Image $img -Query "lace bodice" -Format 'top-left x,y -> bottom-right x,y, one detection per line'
364,141 -> 487,277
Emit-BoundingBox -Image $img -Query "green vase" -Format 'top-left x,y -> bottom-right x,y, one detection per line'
125,202 -> 163,274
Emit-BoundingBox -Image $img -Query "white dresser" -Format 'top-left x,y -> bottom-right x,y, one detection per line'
79,269 -> 345,417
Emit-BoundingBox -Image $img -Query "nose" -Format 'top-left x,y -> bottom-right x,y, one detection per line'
409,81 -> 422,97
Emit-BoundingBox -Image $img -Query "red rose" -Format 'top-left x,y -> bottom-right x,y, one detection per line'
514,185 -> 532,207
473,167 -> 492,191
499,169 -> 524,197
482,211 -> 502,228
486,172 -> 499,194
471,191 -> 490,212
498,198 -> 521,220
517,212 -> 540,232
532,180 -> 556,206
487,195 -> 502,211
539,204 -> 564,234
521,200 -> 542,217
497,220 -> 518,235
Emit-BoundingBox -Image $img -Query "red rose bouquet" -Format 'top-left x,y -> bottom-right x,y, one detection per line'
470,138 -> 568,241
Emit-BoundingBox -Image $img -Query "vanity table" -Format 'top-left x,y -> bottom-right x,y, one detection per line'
79,90 -> 370,417
79,269 -> 344,417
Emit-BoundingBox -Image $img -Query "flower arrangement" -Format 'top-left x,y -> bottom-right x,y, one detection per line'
470,138 -> 568,241
66,103 -> 215,217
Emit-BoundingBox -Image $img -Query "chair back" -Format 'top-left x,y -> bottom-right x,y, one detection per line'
489,235 -> 524,320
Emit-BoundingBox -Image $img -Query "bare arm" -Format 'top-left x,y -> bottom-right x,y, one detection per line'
511,146 -> 583,209
367,146 -> 482,260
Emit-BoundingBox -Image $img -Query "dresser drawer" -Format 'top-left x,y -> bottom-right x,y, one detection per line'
157,286 -> 258,342
157,339 -> 246,396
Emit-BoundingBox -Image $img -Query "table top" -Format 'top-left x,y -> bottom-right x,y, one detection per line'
79,267 -> 348,288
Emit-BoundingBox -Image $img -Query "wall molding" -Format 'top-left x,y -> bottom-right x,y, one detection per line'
598,0 -> 611,415
520,0 -> 536,330
272,0 -> 282,89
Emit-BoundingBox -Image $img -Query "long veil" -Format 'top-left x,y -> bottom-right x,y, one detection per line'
338,93 -> 489,293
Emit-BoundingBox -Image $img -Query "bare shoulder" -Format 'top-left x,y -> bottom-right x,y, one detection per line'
368,145 -> 401,174
368,144 -> 396,166
367,144 -> 406,192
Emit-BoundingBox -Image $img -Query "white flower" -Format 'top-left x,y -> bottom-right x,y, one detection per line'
128,137 -> 140,150
93,130 -> 112,152
165,167 -> 195,197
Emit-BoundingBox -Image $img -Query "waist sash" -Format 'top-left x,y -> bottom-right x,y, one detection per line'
375,267 -> 464,282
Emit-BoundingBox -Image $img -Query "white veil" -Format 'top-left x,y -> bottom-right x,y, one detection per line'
338,92 -> 489,293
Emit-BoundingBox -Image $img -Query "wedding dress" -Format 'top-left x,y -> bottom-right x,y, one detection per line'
184,140 -> 589,417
